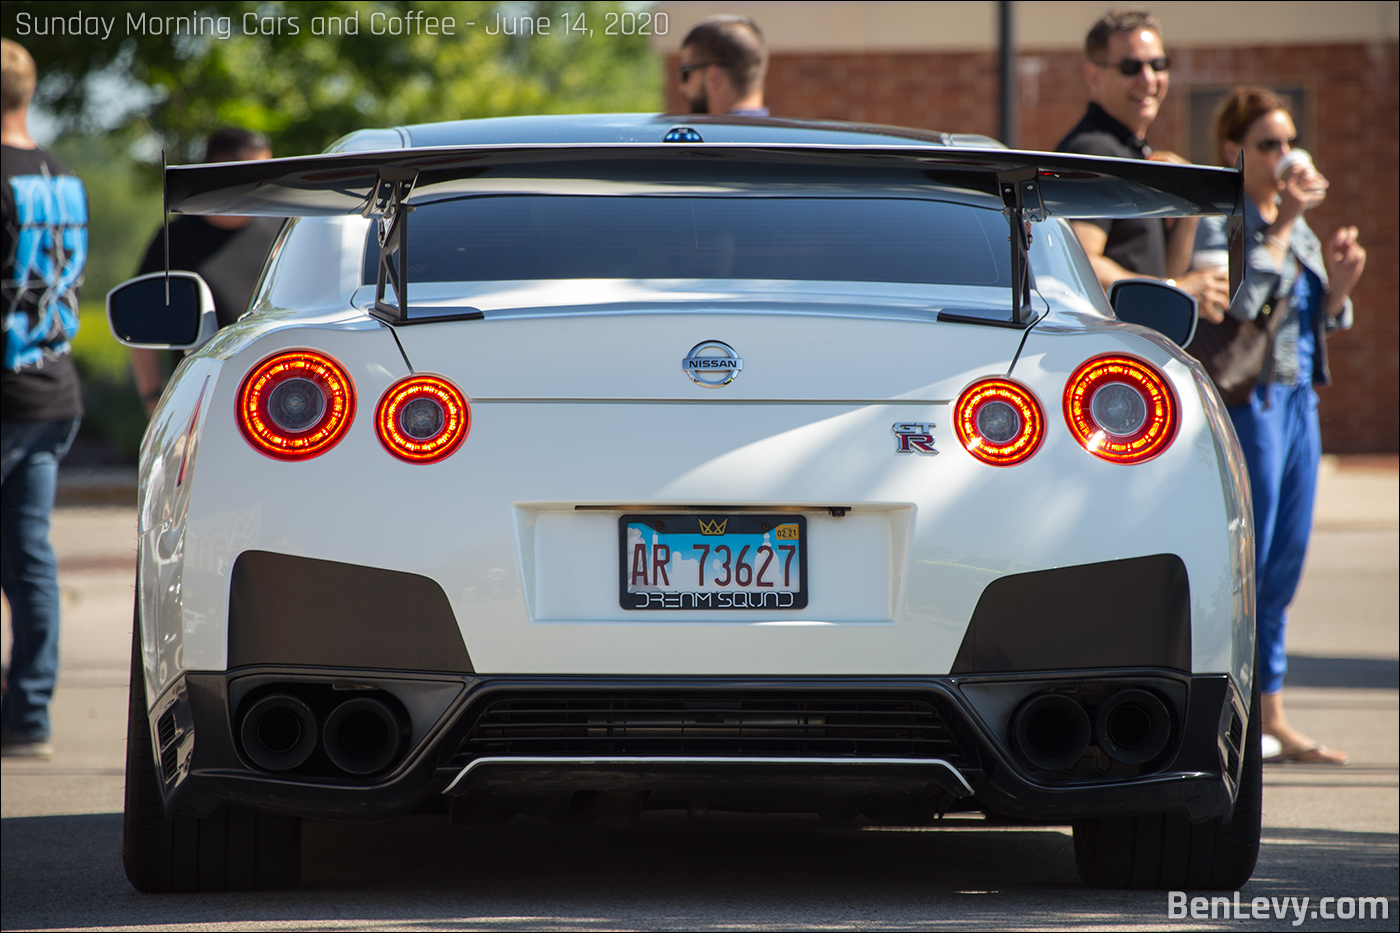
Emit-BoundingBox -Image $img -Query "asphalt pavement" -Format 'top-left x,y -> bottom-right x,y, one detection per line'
2,457 -> 1396,931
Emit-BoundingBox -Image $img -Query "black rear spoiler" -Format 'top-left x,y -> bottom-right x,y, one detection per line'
164,143 -> 1241,326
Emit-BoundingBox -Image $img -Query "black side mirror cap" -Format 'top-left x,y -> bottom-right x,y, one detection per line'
107,272 -> 217,350
1109,278 -> 1198,348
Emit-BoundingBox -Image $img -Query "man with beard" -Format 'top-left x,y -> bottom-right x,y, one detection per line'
677,15 -> 768,117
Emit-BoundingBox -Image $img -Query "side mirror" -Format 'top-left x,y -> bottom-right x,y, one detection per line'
1109,278 -> 1198,348
107,272 -> 217,350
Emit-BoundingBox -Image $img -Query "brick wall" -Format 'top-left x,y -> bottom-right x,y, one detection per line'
666,42 -> 1399,452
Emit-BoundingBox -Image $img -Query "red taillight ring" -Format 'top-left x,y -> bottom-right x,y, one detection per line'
954,378 -> 1045,466
1063,355 -> 1178,463
237,350 -> 356,460
375,375 -> 471,463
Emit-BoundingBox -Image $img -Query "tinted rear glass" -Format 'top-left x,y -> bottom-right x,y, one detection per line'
365,196 -> 1009,286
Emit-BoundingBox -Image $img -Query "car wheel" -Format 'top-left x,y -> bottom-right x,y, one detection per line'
1071,669 -> 1262,890
122,608 -> 301,892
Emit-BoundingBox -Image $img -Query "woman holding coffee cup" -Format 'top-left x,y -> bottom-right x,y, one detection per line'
1192,86 -> 1366,765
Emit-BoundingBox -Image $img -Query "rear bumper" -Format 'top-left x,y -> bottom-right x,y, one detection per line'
153,670 -> 1246,825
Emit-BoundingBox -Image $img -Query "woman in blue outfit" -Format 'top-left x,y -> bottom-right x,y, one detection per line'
1195,87 -> 1366,764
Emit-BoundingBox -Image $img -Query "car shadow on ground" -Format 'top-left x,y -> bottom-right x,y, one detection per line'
2,811 -> 1396,930
1285,654 -> 1400,690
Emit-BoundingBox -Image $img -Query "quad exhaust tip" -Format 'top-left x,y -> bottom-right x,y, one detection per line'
239,692 -> 406,776
1010,688 -> 1173,772
322,697 -> 404,775
1010,692 -> 1092,771
240,694 -> 318,771
1095,688 -> 1172,764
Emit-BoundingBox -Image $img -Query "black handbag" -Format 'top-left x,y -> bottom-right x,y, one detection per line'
1186,301 -> 1280,407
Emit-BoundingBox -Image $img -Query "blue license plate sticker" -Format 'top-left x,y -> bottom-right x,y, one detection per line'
619,514 -> 808,610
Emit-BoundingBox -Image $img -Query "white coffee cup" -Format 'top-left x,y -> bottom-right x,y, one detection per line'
1275,148 -> 1327,206
1274,147 -> 1313,180
1192,248 -> 1228,272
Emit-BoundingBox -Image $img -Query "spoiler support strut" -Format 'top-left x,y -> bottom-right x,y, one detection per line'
368,167 -> 418,322
998,167 -> 1044,326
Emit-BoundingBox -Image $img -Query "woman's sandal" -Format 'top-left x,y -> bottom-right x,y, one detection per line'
1265,743 -> 1350,765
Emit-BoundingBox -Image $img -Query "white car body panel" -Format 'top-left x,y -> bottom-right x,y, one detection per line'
137,305 -> 1246,686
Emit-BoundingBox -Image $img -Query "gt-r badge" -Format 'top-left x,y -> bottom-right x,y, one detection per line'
683,340 -> 743,387
893,422 -> 938,454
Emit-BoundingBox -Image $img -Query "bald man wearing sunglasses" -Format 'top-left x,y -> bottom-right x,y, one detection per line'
1057,7 -> 1230,323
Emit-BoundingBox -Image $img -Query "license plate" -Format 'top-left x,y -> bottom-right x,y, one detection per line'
619,514 -> 808,611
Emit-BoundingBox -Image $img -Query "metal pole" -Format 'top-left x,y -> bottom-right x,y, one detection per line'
999,1 -> 1017,148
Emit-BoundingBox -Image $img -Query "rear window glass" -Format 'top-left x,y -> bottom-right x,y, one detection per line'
364,196 -> 1009,287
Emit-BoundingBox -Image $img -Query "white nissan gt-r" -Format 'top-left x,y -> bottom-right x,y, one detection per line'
108,113 -> 1258,893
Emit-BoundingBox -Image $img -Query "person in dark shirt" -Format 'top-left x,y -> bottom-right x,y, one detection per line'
1,38 -> 86,759
677,15 -> 769,117
1056,7 -> 1228,322
132,128 -> 281,415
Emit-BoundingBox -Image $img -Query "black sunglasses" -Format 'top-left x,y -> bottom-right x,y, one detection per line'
1254,136 -> 1297,154
1094,56 -> 1170,76
677,61 -> 716,80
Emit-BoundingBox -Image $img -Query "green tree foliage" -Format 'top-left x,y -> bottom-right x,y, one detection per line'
5,1 -> 664,159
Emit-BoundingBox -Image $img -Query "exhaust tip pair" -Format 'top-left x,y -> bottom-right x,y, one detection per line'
1009,688 -> 1171,772
240,693 -> 404,776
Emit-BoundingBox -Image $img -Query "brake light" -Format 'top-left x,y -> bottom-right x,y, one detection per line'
954,378 -> 1045,466
1063,355 -> 1177,463
236,350 -> 356,460
375,375 -> 470,463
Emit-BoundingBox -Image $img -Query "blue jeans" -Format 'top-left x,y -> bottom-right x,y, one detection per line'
1227,384 -> 1320,696
1,418 -> 79,740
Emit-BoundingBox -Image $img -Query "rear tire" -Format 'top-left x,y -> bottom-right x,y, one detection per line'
123,612 -> 301,892
1072,671 -> 1261,889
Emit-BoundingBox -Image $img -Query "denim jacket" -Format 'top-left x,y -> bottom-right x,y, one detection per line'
1195,200 -> 1352,387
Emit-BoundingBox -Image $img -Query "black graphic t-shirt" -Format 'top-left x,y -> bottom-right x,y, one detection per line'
2,144 -> 84,422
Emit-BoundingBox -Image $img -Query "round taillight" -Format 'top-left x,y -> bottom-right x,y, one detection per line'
237,350 -> 356,460
375,375 -> 470,463
954,378 -> 1045,466
1063,355 -> 1178,463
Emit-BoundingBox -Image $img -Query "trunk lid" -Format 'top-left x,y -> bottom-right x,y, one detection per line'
389,284 -> 1030,402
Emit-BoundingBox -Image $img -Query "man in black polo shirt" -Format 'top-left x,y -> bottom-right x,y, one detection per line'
1057,7 -> 1228,322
